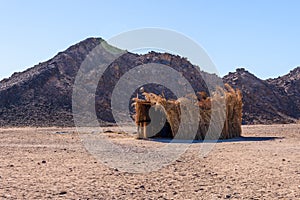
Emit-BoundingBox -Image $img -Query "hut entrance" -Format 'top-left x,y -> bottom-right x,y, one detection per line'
158,121 -> 173,138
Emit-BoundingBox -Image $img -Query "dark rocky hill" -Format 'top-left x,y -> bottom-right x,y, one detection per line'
0,37 -> 299,126
267,67 -> 300,118
0,38 -> 220,127
0,38 -> 103,126
223,68 -> 300,124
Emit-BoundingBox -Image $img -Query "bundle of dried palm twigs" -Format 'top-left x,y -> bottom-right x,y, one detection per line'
133,84 -> 243,140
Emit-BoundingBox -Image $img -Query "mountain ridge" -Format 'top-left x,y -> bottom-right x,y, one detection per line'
223,68 -> 299,124
0,37 -> 299,126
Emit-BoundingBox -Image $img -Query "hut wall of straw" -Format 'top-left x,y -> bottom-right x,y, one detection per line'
133,84 -> 243,140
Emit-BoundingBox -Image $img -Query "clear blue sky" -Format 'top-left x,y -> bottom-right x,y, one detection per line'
0,0 -> 299,80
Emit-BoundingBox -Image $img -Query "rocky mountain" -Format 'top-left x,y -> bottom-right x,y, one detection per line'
223,68 -> 300,124
0,38 -> 103,126
267,67 -> 300,117
0,37 -> 299,126
0,38 -> 220,127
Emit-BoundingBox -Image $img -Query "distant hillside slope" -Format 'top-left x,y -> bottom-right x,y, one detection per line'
0,38 -> 103,126
0,38 -> 220,126
223,68 -> 300,124
267,67 -> 300,118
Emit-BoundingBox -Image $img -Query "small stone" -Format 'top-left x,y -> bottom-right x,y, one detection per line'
225,194 -> 231,199
139,185 -> 145,189
282,159 -> 286,161
179,172 -> 186,176
55,131 -> 68,134
42,160 -> 46,164
195,188 -> 204,192
58,191 -> 67,195
135,185 -> 145,190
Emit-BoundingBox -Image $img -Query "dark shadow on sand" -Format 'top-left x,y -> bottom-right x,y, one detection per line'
147,136 -> 283,144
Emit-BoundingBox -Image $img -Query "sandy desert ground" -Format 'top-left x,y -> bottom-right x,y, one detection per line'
0,124 -> 299,199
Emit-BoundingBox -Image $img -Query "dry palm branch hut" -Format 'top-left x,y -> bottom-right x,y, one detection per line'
133,84 -> 243,140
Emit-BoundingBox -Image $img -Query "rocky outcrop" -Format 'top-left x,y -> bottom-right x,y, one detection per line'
223,68 -> 300,124
267,67 -> 300,118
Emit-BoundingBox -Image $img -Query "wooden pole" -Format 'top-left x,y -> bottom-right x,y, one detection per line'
143,121 -> 147,138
